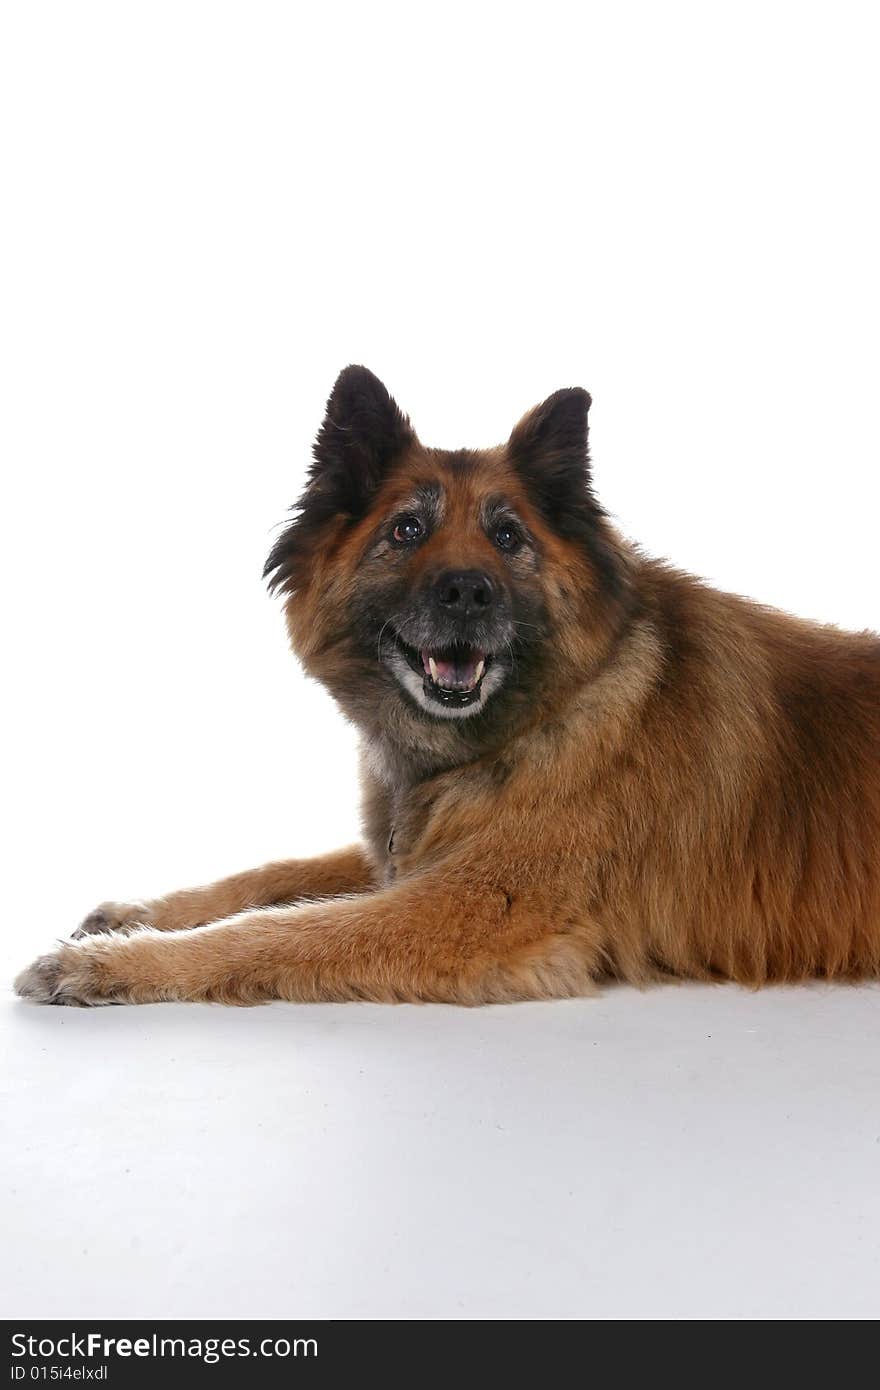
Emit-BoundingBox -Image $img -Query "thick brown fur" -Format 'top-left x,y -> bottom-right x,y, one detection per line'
16,367 -> 880,1006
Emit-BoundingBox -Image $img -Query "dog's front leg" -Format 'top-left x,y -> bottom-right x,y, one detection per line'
73,846 -> 378,938
16,872 -> 598,1006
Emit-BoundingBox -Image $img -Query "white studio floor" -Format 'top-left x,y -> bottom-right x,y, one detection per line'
3,973 -> 879,1321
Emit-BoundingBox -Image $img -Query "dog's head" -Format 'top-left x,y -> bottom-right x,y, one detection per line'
266,367 -> 629,747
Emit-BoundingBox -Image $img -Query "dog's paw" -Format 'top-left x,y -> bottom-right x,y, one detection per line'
73,901 -> 152,939
14,943 -> 115,1007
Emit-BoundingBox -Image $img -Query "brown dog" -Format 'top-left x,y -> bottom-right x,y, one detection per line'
15,367 -> 880,1005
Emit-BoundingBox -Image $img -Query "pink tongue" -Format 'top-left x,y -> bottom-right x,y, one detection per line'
422,650 -> 484,690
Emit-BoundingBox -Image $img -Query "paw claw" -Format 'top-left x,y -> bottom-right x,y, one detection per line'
15,952 -> 69,1004
72,901 -> 151,939
73,909 -> 111,939
14,945 -> 109,1007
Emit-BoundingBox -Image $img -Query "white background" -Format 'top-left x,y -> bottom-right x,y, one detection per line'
2,1 -> 879,1320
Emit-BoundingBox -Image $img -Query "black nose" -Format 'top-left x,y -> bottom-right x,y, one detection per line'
434,570 -> 496,615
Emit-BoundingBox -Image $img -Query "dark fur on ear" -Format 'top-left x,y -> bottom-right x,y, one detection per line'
508,388 -> 625,602
265,366 -> 415,594
508,388 -> 594,536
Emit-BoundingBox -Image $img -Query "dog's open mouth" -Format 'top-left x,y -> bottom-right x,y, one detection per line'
395,635 -> 492,707
421,645 -> 489,706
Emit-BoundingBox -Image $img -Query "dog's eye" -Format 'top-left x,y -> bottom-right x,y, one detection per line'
391,515 -> 424,545
493,523 -> 521,552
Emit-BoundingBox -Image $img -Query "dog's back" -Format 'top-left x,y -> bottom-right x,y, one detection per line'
580,558 -> 880,983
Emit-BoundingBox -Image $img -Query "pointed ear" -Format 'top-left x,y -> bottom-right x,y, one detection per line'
265,366 -> 415,594
507,387 -> 594,536
313,365 -> 415,512
507,387 -> 625,602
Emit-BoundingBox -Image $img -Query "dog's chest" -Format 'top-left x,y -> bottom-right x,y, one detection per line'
380,790 -> 437,883
360,739 -> 475,886
359,743 -> 425,883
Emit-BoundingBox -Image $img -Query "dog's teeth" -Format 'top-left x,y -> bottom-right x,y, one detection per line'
474,658 -> 485,683
428,656 -> 439,683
